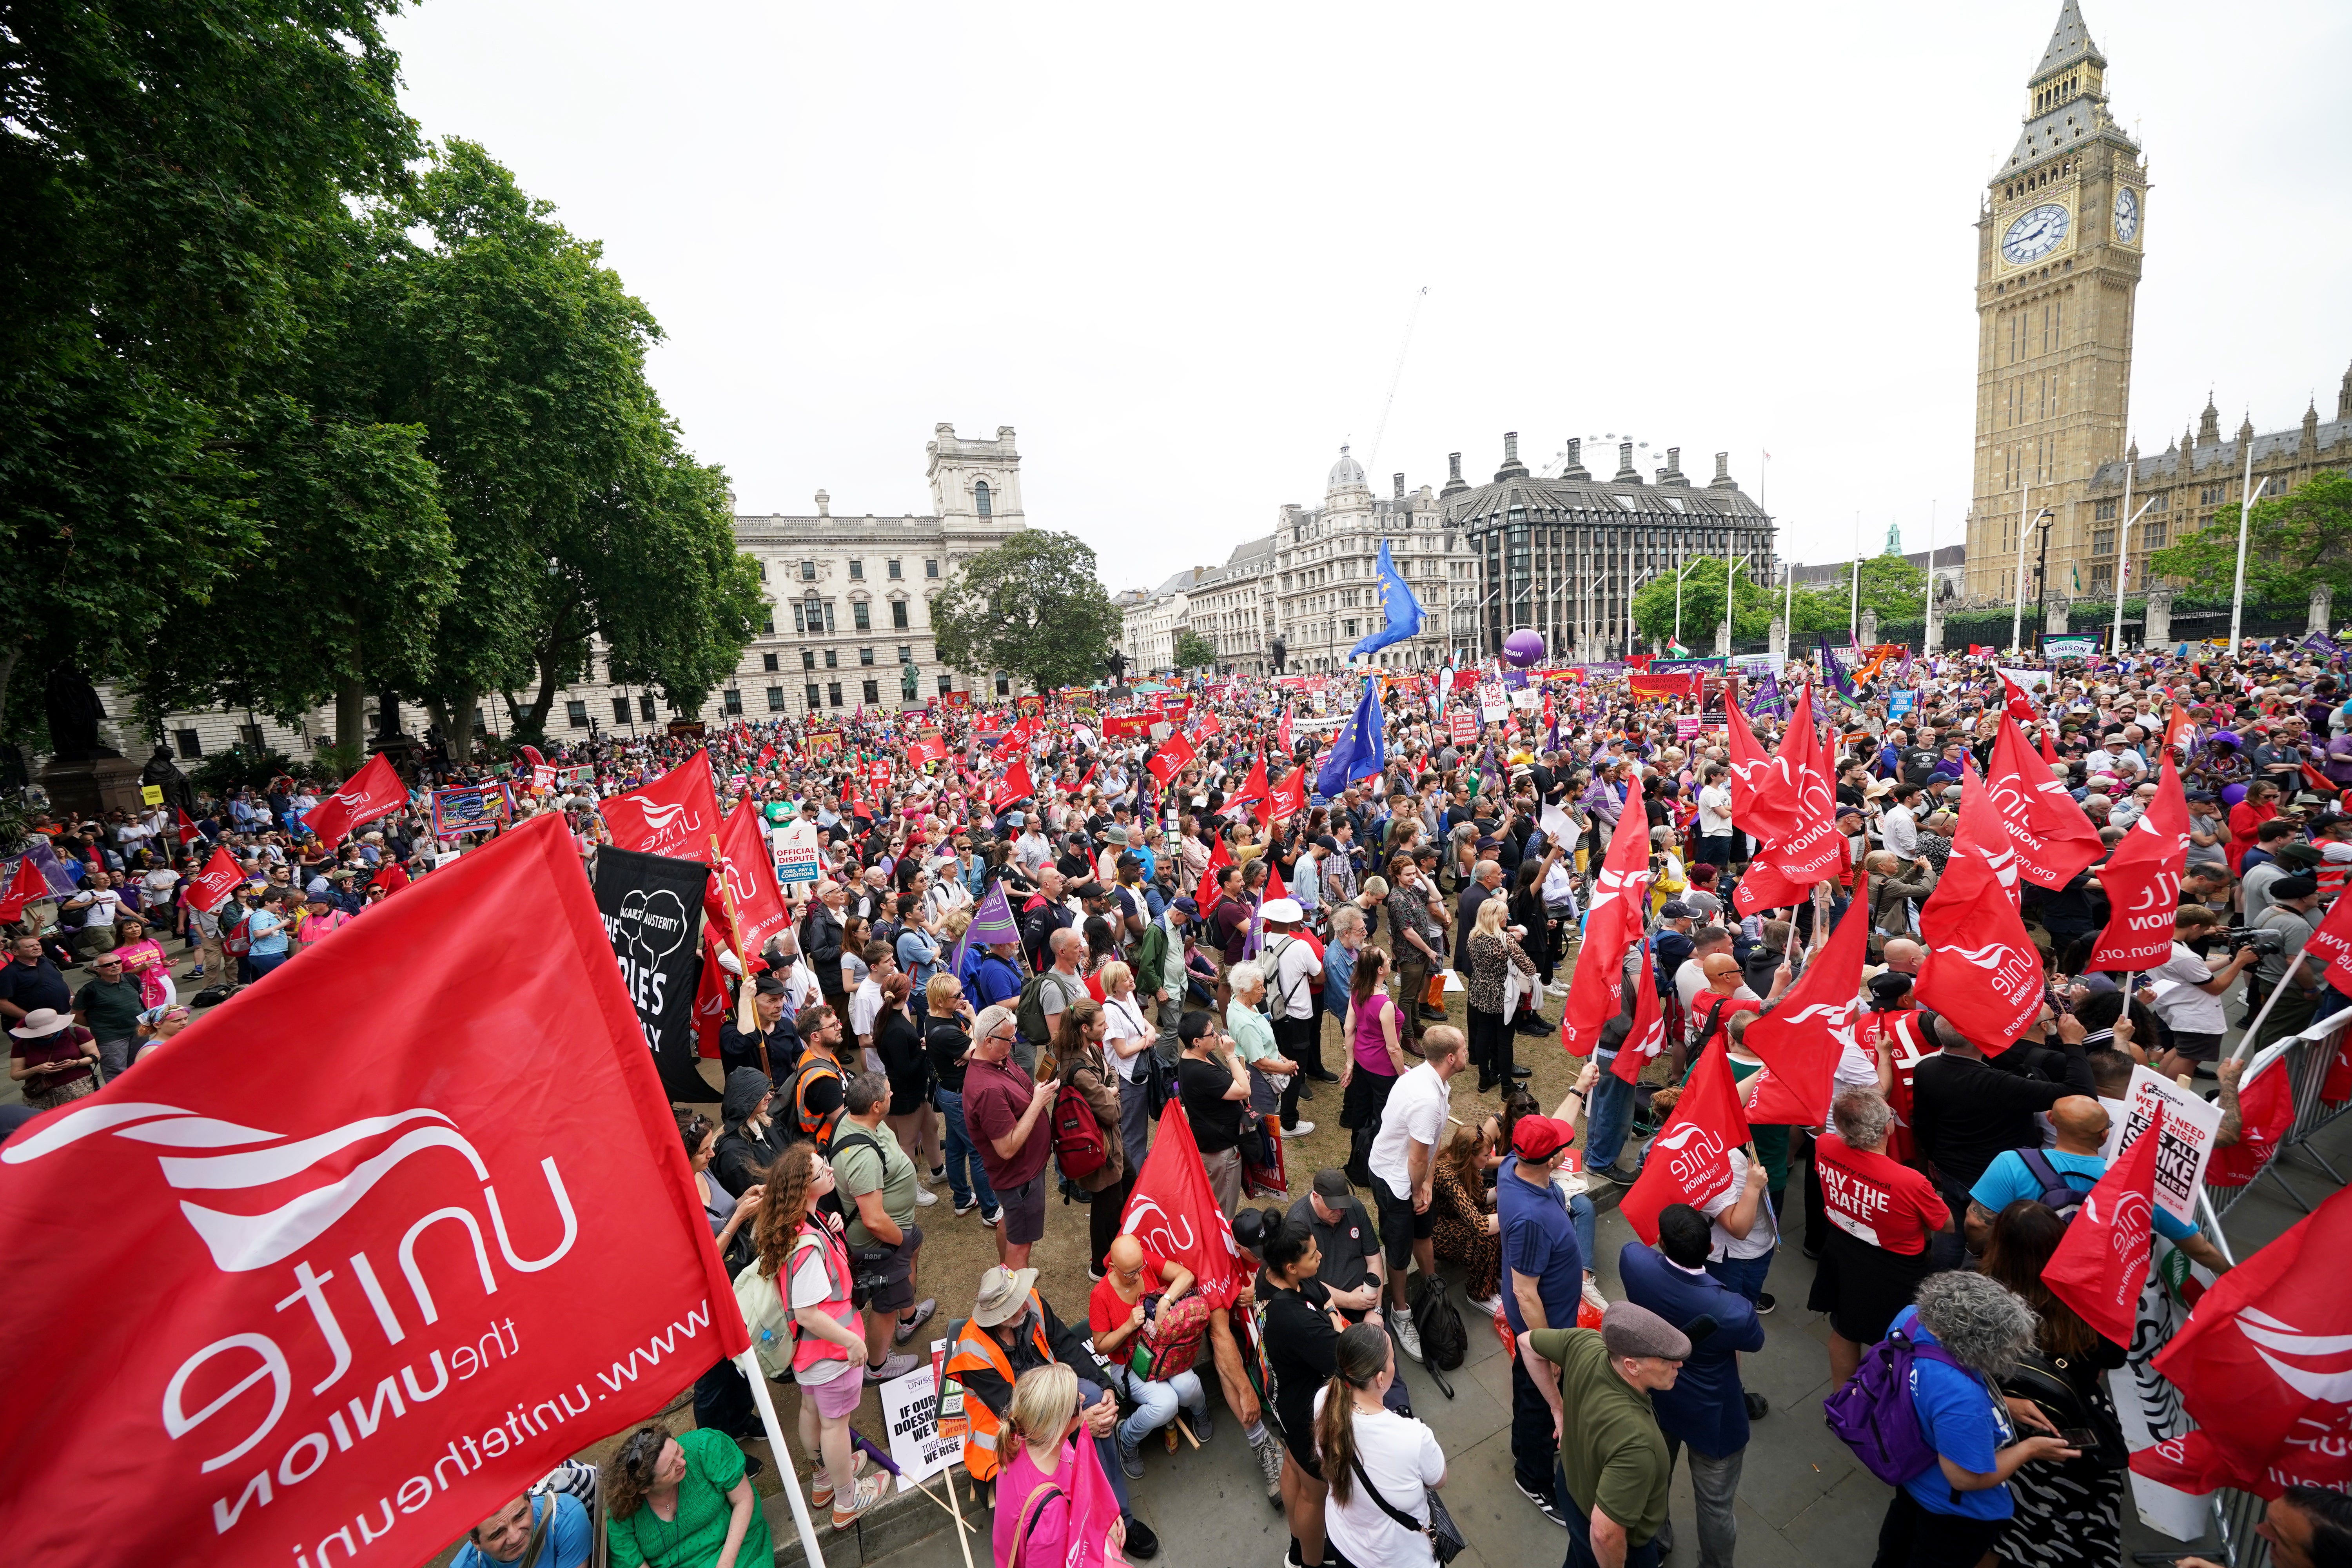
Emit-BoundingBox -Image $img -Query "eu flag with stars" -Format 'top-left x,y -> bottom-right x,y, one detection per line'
1347,540 -> 1425,659
1316,678 -> 1386,797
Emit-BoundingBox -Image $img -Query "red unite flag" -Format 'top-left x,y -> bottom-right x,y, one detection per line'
1561,800 -> 1652,1058
301,753 -> 408,848
2087,760 -> 2192,971
2131,1183 -> 2352,1498
1199,832 -> 1234,893
1192,709 -> 1221,740
990,756 -> 1036,811
177,808 -> 203,848
1619,1037 -> 1751,1244
1999,671 -> 2040,724
0,815 -> 746,1566
1734,690 -> 1844,915
1985,717 -> 2102,888
1267,767 -> 1307,826
2042,1109 -> 2161,1344
187,846 -> 246,915
1224,755 -> 1270,818
1916,759 -> 2043,1053
601,750 -> 724,863
706,798 -> 790,962
2298,881 -> 2352,997
1118,1104 -> 1243,1310
1725,688 -> 1802,847
0,855 -> 49,924
1146,731 -> 1196,786
1740,883 -> 1869,1128
1609,947 -> 1668,1085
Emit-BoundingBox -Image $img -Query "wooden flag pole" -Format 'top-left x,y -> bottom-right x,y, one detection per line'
713,831 -> 757,1032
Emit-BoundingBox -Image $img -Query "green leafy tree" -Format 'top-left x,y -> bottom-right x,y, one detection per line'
1172,630 -> 1220,671
2149,470 -> 2352,603
932,531 -> 1124,693
379,142 -> 759,746
1632,560 -> 1778,645
0,0 -> 421,738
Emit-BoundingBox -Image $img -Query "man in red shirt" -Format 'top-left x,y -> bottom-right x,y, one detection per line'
1088,1235 -> 1208,1477
1809,1087 -> 1949,1387
961,1002 -> 1054,1271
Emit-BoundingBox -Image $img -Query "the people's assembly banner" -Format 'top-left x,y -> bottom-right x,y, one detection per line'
0,815 -> 746,1568
595,844 -> 720,1105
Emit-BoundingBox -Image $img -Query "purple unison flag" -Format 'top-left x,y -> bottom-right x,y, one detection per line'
949,879 -> 1021,979
1744,670 -> 1786,718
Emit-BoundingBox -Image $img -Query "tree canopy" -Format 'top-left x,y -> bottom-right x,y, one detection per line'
1631,554 -> 1926,644
2149,470 -> 2352,605
1172,630 -> 1220,671
931,532 -> 1125,694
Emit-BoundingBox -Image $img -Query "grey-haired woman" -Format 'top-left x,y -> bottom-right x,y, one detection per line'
1871,1272 -> 2082,1568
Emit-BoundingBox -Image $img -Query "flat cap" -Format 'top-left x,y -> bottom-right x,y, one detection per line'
1600,1299 -> 1691,1361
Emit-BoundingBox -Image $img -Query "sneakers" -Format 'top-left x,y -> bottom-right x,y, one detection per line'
914,1186 -> 939,1206
1470,1292 -> 1505,1318
1583,1276 -> 1610,1317
1392,1308 -> 1424,1364
864,1352 -> 919,1383
1593,1160 -> 1644,1186
1190,1408 -> 1213,1446
893,1298 -> 937,1345
1754,1291 -> 1776,1315
1516,1475 -> 1570,1528
831,1474 -> 886,1531
1252,1432 -> 1285,1504
809,1451 -> 871,1511
1279,1120 -> 1316,1139
1089,1266 -> 1106,1283
953,1198 -> 980,1216
1117,1436 -> 1145,1479
926,1165 -> 947,1185
980,1206 -> 1002,1228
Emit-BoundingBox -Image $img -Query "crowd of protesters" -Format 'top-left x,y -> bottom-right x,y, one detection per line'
11,635 -> 2352,1568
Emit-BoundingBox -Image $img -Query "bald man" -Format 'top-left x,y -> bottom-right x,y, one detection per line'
1964,1095 -> 2231,1275
1879,938 -> 1924,977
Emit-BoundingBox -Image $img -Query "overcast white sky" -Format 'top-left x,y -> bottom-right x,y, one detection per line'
382,0 -> 2350,593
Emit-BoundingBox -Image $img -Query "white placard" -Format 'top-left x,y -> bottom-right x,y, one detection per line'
878,1364 -> 959,1485
1998,666 -> 2052,692
771,819 -> 820,888
2101,1065 -> 2223,1227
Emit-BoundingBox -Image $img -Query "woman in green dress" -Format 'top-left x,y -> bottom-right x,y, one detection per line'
604,1422 -> 772,1568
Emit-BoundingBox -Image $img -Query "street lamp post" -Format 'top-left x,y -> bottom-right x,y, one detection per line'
2227,434 -> 2272,653
2033,512 -> 2054,638
2010,501 -> 2051,653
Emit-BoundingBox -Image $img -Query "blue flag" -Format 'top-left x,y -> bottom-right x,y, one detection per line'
1346,541 -> 1425,659
1316,678 -> 1386,797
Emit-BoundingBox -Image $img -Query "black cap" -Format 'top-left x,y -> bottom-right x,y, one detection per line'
1311,1168 -> 1353,1200
2272,874 -> 2321,899
753,974 -> 787,996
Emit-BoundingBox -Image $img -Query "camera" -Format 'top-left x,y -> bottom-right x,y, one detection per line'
2226,924 -> 2285,955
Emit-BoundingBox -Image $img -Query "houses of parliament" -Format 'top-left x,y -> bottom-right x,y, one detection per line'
1965,1 -> 2352,611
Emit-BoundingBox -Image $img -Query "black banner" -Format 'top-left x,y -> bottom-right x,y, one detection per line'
593,844 -> 718,1104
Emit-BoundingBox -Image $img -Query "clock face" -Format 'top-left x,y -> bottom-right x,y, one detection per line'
2001,201 -> 2071,265
2113,186 -> 2140,243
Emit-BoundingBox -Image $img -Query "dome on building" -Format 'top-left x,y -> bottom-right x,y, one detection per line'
1327,444 -> 1367,490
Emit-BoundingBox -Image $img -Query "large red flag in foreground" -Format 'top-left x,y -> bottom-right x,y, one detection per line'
707,797 -> 791,961
0,815 -> 744,1568
1620,1039 -> 1751,1244
1561,799 -> 1653,1058
1985,717 -> 2103,889
1119,1104 -> 1243,1310
2131,1184 -> 2352,1499
2042,1111 -> 2160,1343
1916,759 -> 2042,1053
1739,882 -> 1869,1128
1724,688 -> 1802,847
2087,760 -> 2191,971
301,753 -> 408,848
602,749 -> 723,862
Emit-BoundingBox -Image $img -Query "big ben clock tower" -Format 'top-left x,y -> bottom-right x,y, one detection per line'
1967,0 -> 2147,608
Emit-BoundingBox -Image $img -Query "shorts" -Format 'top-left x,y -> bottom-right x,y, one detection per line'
850,1224 -> 920,1313
2164,1029 -> 2224,1063
1875,1486 -> 2011,1568
800,1363 -> 864,1419
998,1174 -> 1049,1246
1373,1174 -> 1432,1270
1806,1225 -> 1933,1347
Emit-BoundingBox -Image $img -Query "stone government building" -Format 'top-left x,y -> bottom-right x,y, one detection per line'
97,425 -> 1027,765
1963,1 -> 2352,635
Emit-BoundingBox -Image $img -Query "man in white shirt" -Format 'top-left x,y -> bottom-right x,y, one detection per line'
1673,926 -> 1740,1016
848,941 -> 897,1072
1694,765 -> 1735,870
1878,783 -> 1921,859
2142,906 -> 2259,1078
1011,815 -> 1053,877
1367,1027 -> 1467,1363
1262,899 -> 1327,1086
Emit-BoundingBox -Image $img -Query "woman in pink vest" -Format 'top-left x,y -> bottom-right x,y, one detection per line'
752,1144 -> 887,1530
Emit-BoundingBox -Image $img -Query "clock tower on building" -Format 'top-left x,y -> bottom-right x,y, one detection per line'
1967,0 -> 2147,609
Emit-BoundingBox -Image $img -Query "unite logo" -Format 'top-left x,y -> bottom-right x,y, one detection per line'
2236,1307 -> 2352,1406
1950,940 -> 2038,1001
1780,1000 -> 1859,1050
3,1098 -> 577,1515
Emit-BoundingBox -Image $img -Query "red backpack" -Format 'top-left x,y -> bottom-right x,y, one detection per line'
1050,1080 -> 1109,1181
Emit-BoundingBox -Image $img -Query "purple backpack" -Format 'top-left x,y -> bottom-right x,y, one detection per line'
1822,1325 -> 1970,1486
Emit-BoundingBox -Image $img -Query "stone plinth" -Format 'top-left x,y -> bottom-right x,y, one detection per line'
2045,599 -> 2069,635
2310,584 -> 2333,637
40,756 -> 146,817
2146,589 -> 2174,648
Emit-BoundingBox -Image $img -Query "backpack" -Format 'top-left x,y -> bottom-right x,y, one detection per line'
1127,1292 -> 1212,1381
2011,1147 -> 2089,1223
1822,1324 -> 1973,1486
1015,972 -> 1054,1050
1409,1273 -> 1466,1372
1049,1078 -> 1109,1181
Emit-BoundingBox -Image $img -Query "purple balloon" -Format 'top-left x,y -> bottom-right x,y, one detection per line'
2221,782 -> 2247,809
1503,628 -> 1546,669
